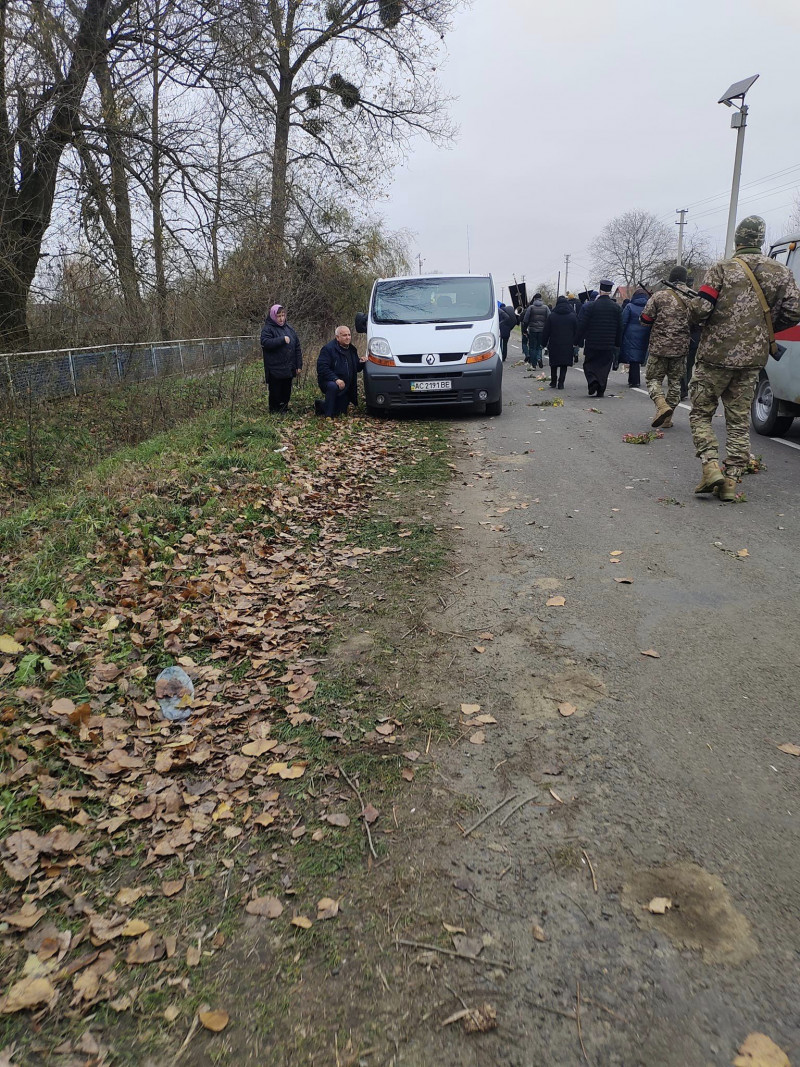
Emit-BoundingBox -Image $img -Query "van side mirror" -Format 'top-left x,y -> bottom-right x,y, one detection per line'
354,312 -> 368,334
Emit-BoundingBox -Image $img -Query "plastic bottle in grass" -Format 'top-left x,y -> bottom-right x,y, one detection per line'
155,665 -> 194,722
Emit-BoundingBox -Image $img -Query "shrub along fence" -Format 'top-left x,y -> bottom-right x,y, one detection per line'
1,336 -> 257,401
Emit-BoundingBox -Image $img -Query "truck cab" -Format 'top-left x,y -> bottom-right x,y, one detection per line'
751,233 -> 800,436
354,274 -> 503,417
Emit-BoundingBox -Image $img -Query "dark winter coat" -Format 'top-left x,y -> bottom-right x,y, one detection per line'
523,298 -> 549,334
619,290 -> 651,364
261,319 -> 303,380
541,296 -> 578,367
576,294 -> 622,350
316,339 -> 364,407
498,305 -> 516,340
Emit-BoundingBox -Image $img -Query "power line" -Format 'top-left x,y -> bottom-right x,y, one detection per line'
659,161 -> 800,221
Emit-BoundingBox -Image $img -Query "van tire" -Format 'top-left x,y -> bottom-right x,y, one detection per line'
751,373 -> 793,436
485,395 -> 503,417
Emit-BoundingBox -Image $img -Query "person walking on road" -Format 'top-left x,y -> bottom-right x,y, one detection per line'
260,304 -> 303,414
576,280 -> 621,397
619,288 -> 651,387
541,295 -> 578,389
688,215 -> 800,500
498,303 -> 515,361
523,293 -> 549,367
640,265 -> 692,427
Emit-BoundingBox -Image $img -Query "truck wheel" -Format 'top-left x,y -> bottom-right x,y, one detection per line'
751,373 -> 794,436
485,395 -> 503,417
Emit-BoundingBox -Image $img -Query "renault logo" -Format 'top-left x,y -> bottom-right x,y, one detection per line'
425,353 -> 436,365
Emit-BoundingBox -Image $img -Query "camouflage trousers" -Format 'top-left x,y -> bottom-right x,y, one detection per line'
689,363 -> 758,479
646,353 -> 685,408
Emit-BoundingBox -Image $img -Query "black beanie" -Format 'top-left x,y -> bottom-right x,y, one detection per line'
669,265 -> 688,284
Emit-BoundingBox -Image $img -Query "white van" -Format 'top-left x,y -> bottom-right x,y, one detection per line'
751,232 -> 800,436
354,274 -> 504,417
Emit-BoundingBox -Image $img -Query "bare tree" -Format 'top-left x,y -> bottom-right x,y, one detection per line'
216,0 -> 462,257
0,0 -> 132,350
590,211 -> 675,289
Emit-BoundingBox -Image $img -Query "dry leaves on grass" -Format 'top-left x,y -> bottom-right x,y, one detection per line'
198,1009 -> 229,1032
777,743 -> 800,757
0,419 -> 427,1026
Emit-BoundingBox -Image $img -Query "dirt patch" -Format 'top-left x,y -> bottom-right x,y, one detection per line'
328,631 -> 375,661
513,668 -> 606,723
622,862 -> 758,964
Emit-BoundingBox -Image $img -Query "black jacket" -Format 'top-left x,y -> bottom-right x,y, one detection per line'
577,294 -> 622,350
498,306 -> 516,340
541,297 -> 578,367
261,319 -> 303,380
317,339 -> 364,406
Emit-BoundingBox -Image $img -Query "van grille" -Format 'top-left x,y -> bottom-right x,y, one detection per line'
395,353 -> 465,364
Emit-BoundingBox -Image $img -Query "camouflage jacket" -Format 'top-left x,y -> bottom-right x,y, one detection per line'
640,285 -> 691,359
688,253 -> 800,369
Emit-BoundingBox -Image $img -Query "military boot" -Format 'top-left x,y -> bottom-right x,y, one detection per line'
660,412 -> 674,428
651,397 -> 673,427
694,460 -> 725,494
717,476 -> 737,502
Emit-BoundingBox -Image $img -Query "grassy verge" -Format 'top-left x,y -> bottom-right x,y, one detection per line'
0,381 -> 452,1063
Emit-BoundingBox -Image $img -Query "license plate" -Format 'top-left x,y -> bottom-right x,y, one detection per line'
410,379 -> 452,392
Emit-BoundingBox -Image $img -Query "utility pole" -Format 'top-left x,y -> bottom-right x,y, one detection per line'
675,209 -> 688,266
718,75 -> 759,259
556,270 -> 561,298
564,254 -> 570,294
466,226 -> 471,274
417,253 -> 424,275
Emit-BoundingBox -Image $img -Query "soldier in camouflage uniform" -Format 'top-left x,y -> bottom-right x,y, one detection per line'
640,265 -> 692,428
688,215 -> 800,500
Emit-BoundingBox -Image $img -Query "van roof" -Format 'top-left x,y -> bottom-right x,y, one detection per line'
376,273 -> 491,283
770,233 -> 800,248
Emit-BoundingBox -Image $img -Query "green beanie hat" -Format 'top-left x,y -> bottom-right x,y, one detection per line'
734,215 -> 766,249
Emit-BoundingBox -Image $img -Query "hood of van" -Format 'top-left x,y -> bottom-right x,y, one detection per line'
371,318 -> 497,360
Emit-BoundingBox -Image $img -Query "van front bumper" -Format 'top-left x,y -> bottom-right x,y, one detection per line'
363,361 -> 502,408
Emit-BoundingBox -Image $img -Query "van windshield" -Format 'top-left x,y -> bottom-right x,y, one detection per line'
372,277 -> 494,325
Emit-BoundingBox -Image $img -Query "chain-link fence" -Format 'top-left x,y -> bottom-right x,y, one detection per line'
1,336 -> 257,401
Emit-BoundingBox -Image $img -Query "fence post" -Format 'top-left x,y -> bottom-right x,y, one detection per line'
150,345 -> 158,379
4,355 -> 13,401
67,351 -> 77,396
178,339 -> 185,375
115,346 -> 123,383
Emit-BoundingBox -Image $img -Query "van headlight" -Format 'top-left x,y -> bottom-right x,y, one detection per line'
469,333 -> 495,356
369,337 -> 392,357
466,332 -> 496,364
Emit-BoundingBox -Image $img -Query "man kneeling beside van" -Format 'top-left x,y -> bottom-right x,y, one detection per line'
316,326 -> 367,417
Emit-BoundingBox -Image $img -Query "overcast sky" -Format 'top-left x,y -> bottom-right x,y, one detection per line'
380,0 -> 800,297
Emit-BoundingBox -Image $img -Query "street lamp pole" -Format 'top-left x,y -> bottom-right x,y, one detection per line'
718,75 -> 759,259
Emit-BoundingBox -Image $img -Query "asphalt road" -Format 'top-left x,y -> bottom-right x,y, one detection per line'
393,335 -> 800,1066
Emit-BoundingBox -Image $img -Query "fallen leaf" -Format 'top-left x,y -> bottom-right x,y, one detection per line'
614,577 -> 634,584
101,614 -> 120,632
442,922 -> 466,935
737,549 -> 750,558
245,896 -> 283,919
546,596 -> 566,607
463,1003 -> 498,1033
316,897 -> 339,920
121,919 -> 150,937
475,714 -> 497,724
469,731 -> 486,745
549,788 -> 563,804
325,813 -> 350,828
362,804 -> 380,824
460,704 -> 481,716
186,946 -> 201,966
241,739 -> 277,757
733,1032 -> 790,1067
198,1009 -> 229,1032
478,632 -> 494,641
291,916 -> 313,929
646,897 -> 672,915
0,976 -> 56,1013
375,722 -> 395,736
401,767 -> 414,781
125,931 -> 165,964
532,924 -> 546,942
3,903 -> 44,930
777,743 -> 800,757
0,635 -> 24,655
280,764 -> 306,780
50,697 -> 76,717
253,812 -> 275,827
558,702 -> 577,718
609,550 -> 623,556
640,649 -> 661,658
164,1004 -> 180,1023
452,935 -> 483,958
473,645 -> 485,654
114,887 -> 146,906
161,879 -> 185,898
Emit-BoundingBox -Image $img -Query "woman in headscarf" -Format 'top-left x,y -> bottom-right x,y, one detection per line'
260,304 -> 303,413
618,288 -> 651,387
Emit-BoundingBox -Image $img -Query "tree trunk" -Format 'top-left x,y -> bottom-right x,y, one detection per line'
268,80 -> 292,258
151,0 -> 170,339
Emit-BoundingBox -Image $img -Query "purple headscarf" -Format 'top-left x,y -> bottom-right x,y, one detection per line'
269,304 -> 284,324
